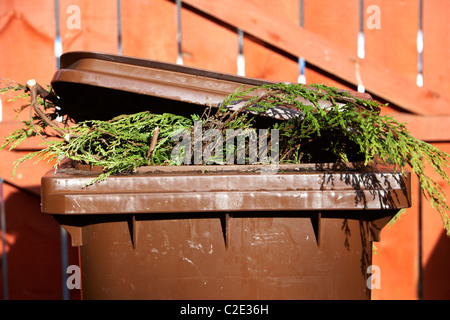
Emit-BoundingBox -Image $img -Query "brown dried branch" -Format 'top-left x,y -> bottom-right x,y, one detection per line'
26,79 -> 78,140
34,82 -> 59,104
147,126 -> 159,164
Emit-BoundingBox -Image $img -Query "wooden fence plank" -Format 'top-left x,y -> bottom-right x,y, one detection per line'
183,0 -> 450,115
390,114 -> 450,142
364,0 -> 418,87
2,183 -> 63,299
243,0 -> 299,82
59,0 -> 118,54
181,2 -> 237,74
122,0 -> 178,62
0,1 -> 82,300
0,1 -> 70,296
420,0 -> 450,300
303,0 -> 359,90
364,0 -> 418,115
421,142 -> 450,299
0,0 -> 56,122
423,0 -> 450,99
421,1 -> 450,300
422,143 -> 450,300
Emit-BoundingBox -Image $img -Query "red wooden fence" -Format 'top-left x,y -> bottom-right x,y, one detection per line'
0,0 -> 449,300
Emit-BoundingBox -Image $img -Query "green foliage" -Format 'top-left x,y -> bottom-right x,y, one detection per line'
219,83 -> 450,233
1,81 -> 450,234
32,111 -> 194,185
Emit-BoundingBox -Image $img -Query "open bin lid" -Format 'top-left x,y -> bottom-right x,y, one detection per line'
51,51 -> 372,122
51,51 -> 270,122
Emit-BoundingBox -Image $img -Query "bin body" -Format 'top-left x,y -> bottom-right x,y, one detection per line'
42,161 -> 411,300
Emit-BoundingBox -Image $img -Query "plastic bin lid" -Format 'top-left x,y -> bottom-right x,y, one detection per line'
51,51 -> 372,122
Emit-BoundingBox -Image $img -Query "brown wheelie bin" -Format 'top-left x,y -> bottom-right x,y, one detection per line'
41,52 -> 411,300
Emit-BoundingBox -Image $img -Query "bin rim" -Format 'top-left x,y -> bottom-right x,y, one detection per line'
41,159 -> 411,215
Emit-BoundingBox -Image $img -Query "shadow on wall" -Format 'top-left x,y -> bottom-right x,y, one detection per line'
423,231 -> 450,300
0,187 -> 80,300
